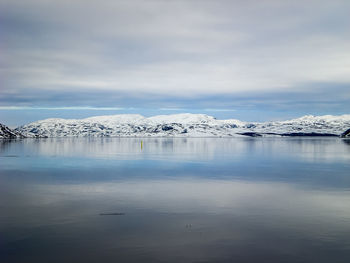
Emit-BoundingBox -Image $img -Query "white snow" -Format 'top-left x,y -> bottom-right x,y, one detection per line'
147,113 -> 216,124
15,113 -> 350,138
84,114 -> 145,124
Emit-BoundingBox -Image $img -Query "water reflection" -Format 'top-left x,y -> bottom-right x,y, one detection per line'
0,138 -> 350,263
1,137 -> 350,162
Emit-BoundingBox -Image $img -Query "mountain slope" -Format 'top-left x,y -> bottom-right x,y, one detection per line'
0,123 -> 25,139
15,114 -> 350,138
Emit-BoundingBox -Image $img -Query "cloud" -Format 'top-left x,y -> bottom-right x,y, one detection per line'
158,108 -> 187,111
0,0 -> 350,114
204,108 -> 236,112
0,106 -> 124,110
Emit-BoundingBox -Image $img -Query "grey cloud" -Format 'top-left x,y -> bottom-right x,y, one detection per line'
0,0 -> 349,112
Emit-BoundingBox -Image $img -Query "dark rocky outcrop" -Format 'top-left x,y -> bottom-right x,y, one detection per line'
0,123 -> 25,139
340,128 -> 350,138
280,132 -> 338,137
238,132 -> 262,137
238,132 -> 338,137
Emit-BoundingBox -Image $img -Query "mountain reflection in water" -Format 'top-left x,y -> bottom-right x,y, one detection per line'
1,138 -> 350,263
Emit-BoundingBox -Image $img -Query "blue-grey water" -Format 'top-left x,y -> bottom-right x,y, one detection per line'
1,138 -> 350,263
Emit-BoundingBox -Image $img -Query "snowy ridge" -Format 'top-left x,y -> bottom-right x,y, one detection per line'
0,123 -> 25,139
15,114 -> 350,138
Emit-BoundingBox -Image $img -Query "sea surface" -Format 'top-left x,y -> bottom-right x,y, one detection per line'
1,138 -> 350,263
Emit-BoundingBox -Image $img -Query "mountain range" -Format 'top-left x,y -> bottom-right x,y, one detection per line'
1,113 -> 348,138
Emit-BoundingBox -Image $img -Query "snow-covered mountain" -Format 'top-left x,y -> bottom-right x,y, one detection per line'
15,113 -> 350,138
0,123 -> 25,139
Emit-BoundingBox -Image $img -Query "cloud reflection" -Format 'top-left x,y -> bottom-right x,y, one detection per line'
1,137 -> 350,163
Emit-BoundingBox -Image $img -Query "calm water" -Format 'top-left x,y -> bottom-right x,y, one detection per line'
1,138 -> 350,263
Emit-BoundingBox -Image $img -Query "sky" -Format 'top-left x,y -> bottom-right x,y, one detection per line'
1,0 -> 350,127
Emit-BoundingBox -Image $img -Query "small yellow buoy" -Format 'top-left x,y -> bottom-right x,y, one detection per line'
141,140 -> 143,150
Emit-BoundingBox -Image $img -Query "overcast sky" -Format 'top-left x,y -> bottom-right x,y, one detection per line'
1,0 -> 350,126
